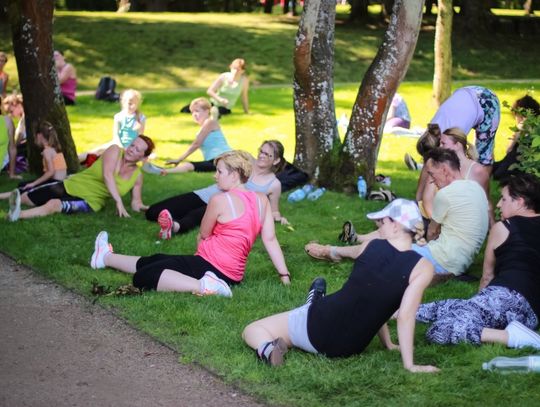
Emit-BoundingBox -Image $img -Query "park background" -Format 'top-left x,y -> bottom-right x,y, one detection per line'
1,3 -> 540,406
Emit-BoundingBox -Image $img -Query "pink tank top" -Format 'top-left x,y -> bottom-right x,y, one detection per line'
195,189 -> 262,282
60,66 -> 77,102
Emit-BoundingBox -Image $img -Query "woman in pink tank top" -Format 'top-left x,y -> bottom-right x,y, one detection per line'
54,50 -> 77,105
89,150 -> 291,298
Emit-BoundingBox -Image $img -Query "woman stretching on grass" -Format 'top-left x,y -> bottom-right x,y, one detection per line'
90,150 -> 291,297
0,121 -> 66,200
146,140 -> 289,240
243,199 -> 438,372
163,97 -> 231,174
7,135 -> 154,221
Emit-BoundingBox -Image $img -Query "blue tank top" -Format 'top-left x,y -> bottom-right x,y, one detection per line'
245,176 -> 276,194
200,129 -> 231,161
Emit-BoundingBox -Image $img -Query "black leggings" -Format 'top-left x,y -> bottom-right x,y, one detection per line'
26,181 -> 79,206
145,192 -> 207,234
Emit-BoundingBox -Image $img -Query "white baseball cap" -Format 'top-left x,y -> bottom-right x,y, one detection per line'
366,199 -> 422,232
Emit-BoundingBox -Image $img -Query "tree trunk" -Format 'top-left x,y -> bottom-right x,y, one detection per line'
8,0 -> 78,174
455,0 -> 493,33
432,0 -> 453,108
292,0 -> 339,184
332,0 -> 423,191
264,0 -> 273,13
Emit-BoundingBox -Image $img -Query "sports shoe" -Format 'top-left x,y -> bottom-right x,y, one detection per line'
199,271 -> 232,298
7,189 -> 21,222
157,209 -> 174,240
306,277 -> 326,305
404,153 -> 418,171
338,220 -> 357,244
506,320 -> 540,349
90,231 -> 113,269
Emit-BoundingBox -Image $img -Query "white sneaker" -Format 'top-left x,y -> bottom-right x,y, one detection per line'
199,271 -> 232,298
404,153 -> 418,171
8,189 -> 21,222
90,231 -> 113,269
506,320 -> 540,349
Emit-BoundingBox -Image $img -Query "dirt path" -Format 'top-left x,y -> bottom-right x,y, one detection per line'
0,253 -> 265,407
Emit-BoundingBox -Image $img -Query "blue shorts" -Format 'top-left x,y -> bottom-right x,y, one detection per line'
411,244 -> 449,274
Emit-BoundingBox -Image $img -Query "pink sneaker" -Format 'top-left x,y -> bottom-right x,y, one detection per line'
157,209 -> 173,240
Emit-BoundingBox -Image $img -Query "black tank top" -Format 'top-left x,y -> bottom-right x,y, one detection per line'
307,239 -> 422,358
489,216 -> 540,317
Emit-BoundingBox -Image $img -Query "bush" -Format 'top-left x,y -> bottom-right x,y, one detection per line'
514,112 -> 540,177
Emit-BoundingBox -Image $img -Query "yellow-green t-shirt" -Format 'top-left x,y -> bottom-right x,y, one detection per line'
64,153 -> 140,212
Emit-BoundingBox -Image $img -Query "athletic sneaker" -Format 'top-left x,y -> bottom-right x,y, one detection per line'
7,189 -> 21,222
306,277 -> 327,306
506,320 -> 540,349
199,271 -> 232,298
157,209 -> 174,240
404,153 -> 418,171
90,231 -> 113,269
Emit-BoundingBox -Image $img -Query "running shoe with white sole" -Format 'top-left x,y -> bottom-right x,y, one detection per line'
90,231 -> 113,269
8,189 -> 21,222
199,271 -> 232,298
404,153 -> 418,171
157,209 -> 174,240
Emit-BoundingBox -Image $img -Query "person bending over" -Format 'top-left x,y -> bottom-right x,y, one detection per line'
90,150 -> 291,297
243,199 -> 437,372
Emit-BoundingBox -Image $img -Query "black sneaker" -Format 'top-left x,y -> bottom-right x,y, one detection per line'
306,277 -> 327,306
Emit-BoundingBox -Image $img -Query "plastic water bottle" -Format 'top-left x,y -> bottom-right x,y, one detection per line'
288,184 -> 314,203
357,176 -> 367,199
307,187 -> 326,201
482,356 -> 540,373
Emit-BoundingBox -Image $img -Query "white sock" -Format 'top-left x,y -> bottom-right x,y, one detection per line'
257,341 -> 274,361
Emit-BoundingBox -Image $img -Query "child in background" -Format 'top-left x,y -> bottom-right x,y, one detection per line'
163,97 -> 231,174
79,89 -> 146,166
0,121 -> 66,199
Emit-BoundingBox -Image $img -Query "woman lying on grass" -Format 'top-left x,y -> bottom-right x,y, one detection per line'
243,199 -> 438,372
145,140 -> 289,240
90,150 -> 291,297
7,135 -> 154,221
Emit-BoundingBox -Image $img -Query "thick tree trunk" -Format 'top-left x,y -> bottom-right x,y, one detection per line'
8,0 -> 78,174
264,0 -> 273,13
432,0 -> 453,108
456,0 -> 493,33
292,0 -> 339,184
333,0 -> 423,191
348,0 -> 369,23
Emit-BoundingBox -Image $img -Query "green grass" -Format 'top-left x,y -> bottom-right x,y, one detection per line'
1,11 -> 540,407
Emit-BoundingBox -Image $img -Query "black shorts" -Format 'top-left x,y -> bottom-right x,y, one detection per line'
133,254 -> 238,291
190,159 -> 217,172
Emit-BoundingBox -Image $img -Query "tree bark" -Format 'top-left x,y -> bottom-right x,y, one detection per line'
334,0 -> 423,191
456,0 -> 493,33
292,0 -> 339,184
432,0 -> 453,108
264,0 -> 273,14
8,0 -> 78,174
348,0 -> 369,23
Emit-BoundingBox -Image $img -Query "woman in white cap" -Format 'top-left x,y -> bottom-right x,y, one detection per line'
243,199 -> 438,372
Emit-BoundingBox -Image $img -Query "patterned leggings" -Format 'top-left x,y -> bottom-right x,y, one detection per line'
469,86 -> 501,165
417,286 -> 538,345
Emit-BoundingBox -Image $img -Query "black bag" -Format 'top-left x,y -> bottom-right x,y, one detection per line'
95,76 -> 120,102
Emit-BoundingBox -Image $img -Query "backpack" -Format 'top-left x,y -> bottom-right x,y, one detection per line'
95,76 -> 120,102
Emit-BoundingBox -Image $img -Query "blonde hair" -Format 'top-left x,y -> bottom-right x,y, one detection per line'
4,93 -> 23,106
189,97 -> 219,121
214,150 -> 252,183
121,89 -> 142,111
442,127 -> 478,160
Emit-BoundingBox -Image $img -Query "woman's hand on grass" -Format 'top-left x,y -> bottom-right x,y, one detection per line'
406,364 -> 440,373
280,274 -> 291,285
116,201 -> 130,217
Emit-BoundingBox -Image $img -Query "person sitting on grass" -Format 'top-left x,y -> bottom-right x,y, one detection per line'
243,199 -> 438,372
90,150 -> 291,297
0,121 -> 66,200
336,148 -> 489,284
78,89 -> 146,166
146,140 -> 290,239
163,97 -> 231,174
415,172 -> 540,350
7,135 -> 154,222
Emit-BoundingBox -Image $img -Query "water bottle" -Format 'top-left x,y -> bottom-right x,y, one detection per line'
357,176 -> 367,199
307,187 -> 326,201
288,184 -> 314,203
482,356 -> 540,373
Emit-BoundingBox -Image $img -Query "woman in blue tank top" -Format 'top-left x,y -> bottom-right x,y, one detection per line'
243,199 -> 438,372
162,97 -> 231,174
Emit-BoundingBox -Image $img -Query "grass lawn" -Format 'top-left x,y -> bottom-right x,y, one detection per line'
1,11 -> 540,407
